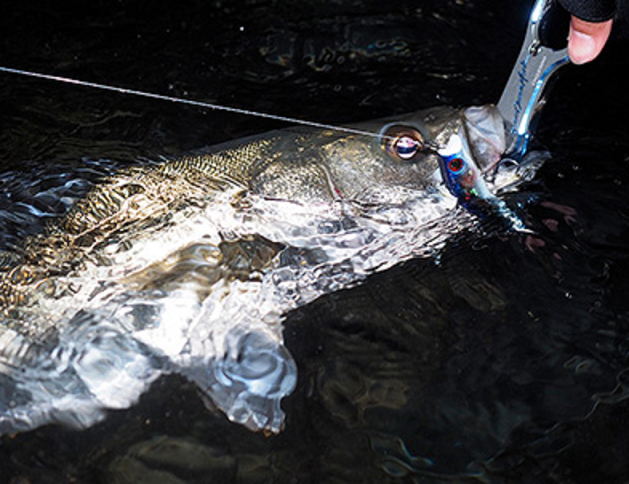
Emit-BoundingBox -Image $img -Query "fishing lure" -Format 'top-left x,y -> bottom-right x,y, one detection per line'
437,131 -> 529,232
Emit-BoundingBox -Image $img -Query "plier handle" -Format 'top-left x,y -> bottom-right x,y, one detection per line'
497,0 -> 571,160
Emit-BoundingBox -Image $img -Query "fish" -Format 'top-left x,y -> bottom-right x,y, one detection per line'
0,104 -> 536,435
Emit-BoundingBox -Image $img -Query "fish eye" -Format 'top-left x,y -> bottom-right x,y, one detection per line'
380,125 -> 424,162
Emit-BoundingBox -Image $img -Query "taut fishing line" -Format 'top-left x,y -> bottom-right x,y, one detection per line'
0,66 -> 392,141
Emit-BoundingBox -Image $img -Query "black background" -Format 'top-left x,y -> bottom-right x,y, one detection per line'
1,1 -> 629,483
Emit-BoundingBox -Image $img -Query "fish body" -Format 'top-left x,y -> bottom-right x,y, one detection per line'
0,105 -> 527,434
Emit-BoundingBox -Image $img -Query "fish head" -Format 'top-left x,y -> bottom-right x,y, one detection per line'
437,105 -> 546,199
318,104 -> 530,206
315,106 -> 458,205
252,104 -> 541,212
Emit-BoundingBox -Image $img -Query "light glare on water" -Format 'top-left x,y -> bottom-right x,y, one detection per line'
0,147 -> 471,435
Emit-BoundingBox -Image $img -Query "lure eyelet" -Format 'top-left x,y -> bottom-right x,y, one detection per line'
380,125 -> 425,162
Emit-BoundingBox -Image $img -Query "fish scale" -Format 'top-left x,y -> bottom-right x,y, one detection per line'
0,105 -> 540,435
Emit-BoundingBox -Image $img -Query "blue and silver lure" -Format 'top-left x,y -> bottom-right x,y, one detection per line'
437,131 -> 494,205
437,129 -> 528,232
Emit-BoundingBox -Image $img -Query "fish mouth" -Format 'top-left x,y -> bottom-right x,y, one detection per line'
463,105 -> 506,174
427,105 -> 543,232
423,105 -> 507,199
462,105 -> 546,195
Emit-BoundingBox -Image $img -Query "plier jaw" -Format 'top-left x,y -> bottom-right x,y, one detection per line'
497,0 -> 571,161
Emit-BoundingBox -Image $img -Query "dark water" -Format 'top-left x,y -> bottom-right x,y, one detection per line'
1,0 -> 629,482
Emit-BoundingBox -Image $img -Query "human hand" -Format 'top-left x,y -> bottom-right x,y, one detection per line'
567,15 -> 613,64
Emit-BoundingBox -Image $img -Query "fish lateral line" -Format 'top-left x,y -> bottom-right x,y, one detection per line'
0,66 -> 396,141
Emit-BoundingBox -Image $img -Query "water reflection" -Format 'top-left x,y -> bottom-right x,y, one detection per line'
0,108 -> 474,437
2,0 -> 629,482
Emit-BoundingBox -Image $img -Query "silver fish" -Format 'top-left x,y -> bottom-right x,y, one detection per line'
0,104 -> 533,435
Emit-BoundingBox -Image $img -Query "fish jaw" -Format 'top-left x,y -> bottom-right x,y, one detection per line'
463,104 -> 547,195
433,106 -> 537,232
463,105 -> 507,176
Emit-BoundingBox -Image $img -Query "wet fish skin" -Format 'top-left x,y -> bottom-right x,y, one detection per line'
2,106 -> 458,327
0,105 -> 497,435
247,114 -> 447,203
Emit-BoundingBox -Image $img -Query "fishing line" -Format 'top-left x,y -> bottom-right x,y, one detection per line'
0,66 -> 391,141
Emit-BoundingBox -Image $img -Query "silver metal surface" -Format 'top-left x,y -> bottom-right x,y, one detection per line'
497,0 -> 570,160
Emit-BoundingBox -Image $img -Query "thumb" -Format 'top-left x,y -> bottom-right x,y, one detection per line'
568,16 -> 613,64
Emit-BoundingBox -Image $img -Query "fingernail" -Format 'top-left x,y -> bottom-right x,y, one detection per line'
569,30 -> 597,65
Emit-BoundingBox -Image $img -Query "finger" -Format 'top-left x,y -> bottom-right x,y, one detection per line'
568,16 -> 613,64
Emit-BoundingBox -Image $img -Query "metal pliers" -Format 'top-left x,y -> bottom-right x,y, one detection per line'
435,0 -> 572,229
497,0 -> 571,161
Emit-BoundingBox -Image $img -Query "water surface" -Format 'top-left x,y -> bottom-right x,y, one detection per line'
1,0 -> 629,482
